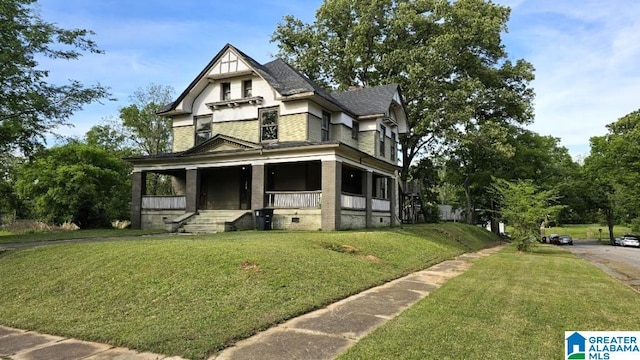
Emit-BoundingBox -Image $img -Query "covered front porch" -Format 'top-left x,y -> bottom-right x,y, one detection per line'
131,159 -> 396,232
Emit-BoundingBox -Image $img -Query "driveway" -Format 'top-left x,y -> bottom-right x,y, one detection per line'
563,240 -> 640,291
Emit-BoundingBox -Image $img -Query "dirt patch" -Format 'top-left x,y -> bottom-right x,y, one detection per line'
240,260 -> 260,272
322,243 -> 360,254
361,255 -> 381,263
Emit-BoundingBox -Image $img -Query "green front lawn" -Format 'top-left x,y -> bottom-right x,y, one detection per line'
0,224 -> 497,360
0,229 -> 166,244
339,244 -> 640,360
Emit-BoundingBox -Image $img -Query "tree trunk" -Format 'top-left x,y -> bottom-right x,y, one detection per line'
490,197 -> 500,234
606,208 -> 615,244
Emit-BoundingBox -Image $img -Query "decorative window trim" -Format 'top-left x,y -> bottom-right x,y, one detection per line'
206,96 -> 263,110
260,107 -> 279,142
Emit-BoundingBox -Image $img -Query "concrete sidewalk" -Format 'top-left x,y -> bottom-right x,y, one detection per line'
0,245 -> 505,360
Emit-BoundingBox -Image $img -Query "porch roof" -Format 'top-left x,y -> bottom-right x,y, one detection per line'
124,140 -> 400,174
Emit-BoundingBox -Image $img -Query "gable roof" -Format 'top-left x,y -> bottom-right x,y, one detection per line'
158,43 -> 406,129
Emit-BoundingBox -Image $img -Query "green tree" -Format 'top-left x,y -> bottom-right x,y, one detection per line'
0,0 -> 110,156
118,84 -> 175,195
85,122 -> 134,156
15,143 -> 130,228
272,0 -> 534,182
0,154 -> 23,224
492,178 -> 563,252
582,110 -> 640,241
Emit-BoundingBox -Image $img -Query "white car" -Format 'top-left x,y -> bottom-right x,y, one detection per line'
620,235 -> 640,248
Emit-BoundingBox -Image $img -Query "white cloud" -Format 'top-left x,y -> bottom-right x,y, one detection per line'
499,0 -> 640,157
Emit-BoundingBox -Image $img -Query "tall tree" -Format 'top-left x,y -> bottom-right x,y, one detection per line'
119,83 -> 175,195
119,84 -> 175,156
272,0 -> 534,182
0,0 -> 110,156
582,109 -> 640,241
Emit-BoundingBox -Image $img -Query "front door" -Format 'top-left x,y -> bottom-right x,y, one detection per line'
239,166 -> 252,210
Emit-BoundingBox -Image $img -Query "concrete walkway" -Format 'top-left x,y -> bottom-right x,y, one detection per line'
0,245 -> 505,360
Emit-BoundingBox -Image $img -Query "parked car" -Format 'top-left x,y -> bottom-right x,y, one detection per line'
613,237 -> 623,246
620,235 -> 640,248
548,234 -> 560,245
557,234 -> 573,245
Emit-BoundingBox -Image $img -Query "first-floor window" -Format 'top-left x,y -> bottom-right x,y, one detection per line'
321,111 -> 331,141
260,107 -> 279,141
195,115 -> 212,145
374,176 -> 388,199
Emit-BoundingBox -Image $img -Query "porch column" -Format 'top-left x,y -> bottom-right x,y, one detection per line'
321,160 -> 342,231
131,171 -> 146,230
185,168 -> 200,213
364,170 -> 373,228
251,164 -> 265,210
390,175 -> 397,226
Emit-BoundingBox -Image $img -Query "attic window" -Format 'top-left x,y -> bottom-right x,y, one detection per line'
243,80 -> 252,98
221,82 -> 231,101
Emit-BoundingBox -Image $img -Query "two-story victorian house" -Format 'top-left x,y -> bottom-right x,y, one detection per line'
127,44 -> 408,232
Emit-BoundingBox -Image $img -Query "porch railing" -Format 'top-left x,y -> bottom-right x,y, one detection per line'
341,193 -> 366,210
142,196 -> 186,210
266,191 -> 321,208
372,198 -> 391,212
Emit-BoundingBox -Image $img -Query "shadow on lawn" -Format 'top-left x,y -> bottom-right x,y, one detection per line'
501,244 -> 577,259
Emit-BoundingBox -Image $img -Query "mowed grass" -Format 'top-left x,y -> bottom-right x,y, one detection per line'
0,229 -> 166,244
0,224 -> 497,359
339,244 -> 640,360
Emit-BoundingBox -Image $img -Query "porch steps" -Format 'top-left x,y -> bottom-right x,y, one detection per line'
181,210 -> 253,233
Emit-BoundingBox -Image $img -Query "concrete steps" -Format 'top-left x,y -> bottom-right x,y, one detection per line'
182,210 -> 252,234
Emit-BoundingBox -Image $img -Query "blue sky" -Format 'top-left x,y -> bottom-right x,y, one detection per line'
36,0 -> 640,159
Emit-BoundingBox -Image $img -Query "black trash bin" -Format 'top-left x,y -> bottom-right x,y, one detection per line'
255,208 -> 274,230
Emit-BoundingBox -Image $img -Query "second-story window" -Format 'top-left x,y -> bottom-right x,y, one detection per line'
391,132 -> 396,161
351,120 -> 359,140
195,115 -> 212,145
243,80 -> 252,98
221,82 -> 231,101
260,107 -> 279,141
379,124 -> 386,157
321,111 -> 331,141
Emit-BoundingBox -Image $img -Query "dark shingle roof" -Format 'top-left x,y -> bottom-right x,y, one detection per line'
332,84 -> 399,116
159,44 -> 400,118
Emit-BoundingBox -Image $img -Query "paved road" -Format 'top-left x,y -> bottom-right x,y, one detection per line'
563,240 -> 640,291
